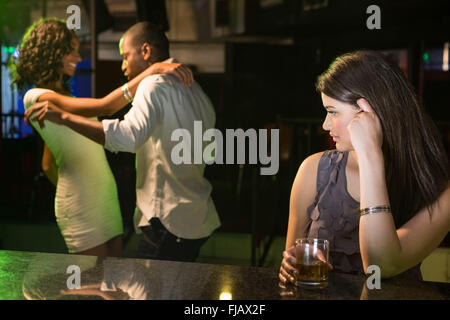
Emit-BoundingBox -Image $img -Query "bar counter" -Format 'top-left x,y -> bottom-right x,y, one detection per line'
0,250 -> 448,300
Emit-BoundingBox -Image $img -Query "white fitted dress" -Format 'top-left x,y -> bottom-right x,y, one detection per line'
24,88 -> 123,253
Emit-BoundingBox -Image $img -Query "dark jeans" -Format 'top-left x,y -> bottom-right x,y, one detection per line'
137,218 -> 209,262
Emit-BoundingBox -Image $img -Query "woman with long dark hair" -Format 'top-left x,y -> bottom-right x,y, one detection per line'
11,18 -> 192,257
279,50 -> 450,282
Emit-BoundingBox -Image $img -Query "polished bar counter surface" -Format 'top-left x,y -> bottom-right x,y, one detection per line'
0,250 -> 448,300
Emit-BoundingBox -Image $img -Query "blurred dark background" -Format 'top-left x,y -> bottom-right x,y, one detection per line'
1,0 -> 449,262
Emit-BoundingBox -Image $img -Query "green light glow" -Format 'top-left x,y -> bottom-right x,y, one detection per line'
0,251 -> 29,299
2,46 -> 15,54
423,52 -> 430,62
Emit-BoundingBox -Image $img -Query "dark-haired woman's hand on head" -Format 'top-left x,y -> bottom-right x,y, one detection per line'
147,62 -> 194,86
347,98 -> 383,156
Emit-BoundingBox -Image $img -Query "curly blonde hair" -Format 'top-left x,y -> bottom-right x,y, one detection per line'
10,18 -> 77,90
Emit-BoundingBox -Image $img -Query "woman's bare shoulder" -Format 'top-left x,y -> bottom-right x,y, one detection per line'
298,151 -> 325,174
292,151 -> 326,197
436,182 -> 450,220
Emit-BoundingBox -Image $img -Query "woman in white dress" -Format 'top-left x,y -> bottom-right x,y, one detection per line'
11,18 -> 192,256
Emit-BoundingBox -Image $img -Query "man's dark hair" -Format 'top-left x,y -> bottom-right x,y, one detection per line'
125,21 -> 169,63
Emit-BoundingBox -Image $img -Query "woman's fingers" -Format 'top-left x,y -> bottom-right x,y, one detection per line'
177,67 -> 189,85
154,62 -> 194,86
294,246 -> 333,271
34,107 -> 47,129
36,109 -> 47,122
279,251 -> 298,284
282,258 -> 297,275
171,66 -> 187,85
356,98 -> 374,113
176,65 -> 193,86
279,264 -> 296,284
316,251 -> 333,270
315,249 -> 333,269
24,100 -> 66,129
24,101 -> 45,123
183,66 -> 194,85
283,250 -> 297,265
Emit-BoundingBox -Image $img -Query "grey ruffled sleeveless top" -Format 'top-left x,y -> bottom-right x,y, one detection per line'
306,150 -> 422,280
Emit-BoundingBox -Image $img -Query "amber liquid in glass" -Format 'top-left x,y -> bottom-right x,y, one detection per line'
295,260 -> 328,287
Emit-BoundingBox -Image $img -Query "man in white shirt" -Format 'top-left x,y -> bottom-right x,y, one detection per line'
25,21 -> 221,262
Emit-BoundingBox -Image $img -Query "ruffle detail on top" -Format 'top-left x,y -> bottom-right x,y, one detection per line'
306,150 -> 362,274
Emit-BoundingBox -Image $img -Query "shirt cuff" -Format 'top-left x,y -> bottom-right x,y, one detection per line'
102,119 -> 121,153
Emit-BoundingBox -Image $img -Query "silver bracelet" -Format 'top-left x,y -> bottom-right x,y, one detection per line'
121,83 -> 133,103
359,205 -> 391,216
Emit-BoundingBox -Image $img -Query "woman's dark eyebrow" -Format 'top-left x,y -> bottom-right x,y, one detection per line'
324,105 -> 336,110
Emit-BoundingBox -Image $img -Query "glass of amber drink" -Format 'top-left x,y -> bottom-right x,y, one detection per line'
294,238 -> 329,289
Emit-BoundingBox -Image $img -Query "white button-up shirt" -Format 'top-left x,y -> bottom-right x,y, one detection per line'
102,60 -> 221,239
